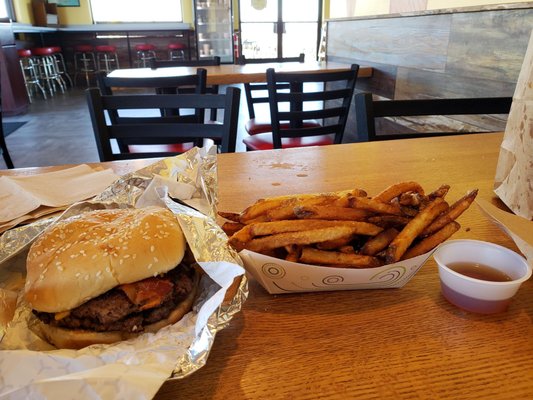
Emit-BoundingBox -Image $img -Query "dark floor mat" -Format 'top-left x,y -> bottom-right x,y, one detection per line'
3,122 -> 28,137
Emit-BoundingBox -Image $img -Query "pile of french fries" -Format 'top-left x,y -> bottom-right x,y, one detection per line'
219,182 -> 478,269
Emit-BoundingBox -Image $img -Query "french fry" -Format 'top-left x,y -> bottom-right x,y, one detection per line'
349,196 -> 403,215
245,226 -> 364,252
218,211 -> 241,222
248,219 -> 383,238
367,215 -> 411,229
373,181 -> 425,203
420,189 -> 478,237
241,190 -> 361,223
285,245 -> 302,262
228,225 -> 254,251
399,192 -> 424,207
428,184 -> 450,200
223,181 -> 477,269
402,221 -> 460,259
316,236 -> 354,250
221,221 -> 245,237
294,205 -> 371,221
299,247 -> 382,268
360,228 -> 399,256
385,198 -> 449,263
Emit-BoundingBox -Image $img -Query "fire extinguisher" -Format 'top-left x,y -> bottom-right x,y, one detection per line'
233,30 -> 240,61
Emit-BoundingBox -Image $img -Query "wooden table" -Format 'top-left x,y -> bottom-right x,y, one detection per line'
106,61 -> 373,85
2,133 -> 532,399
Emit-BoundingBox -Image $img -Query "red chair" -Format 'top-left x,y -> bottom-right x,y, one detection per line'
237,54 -> 322,136
243,64 -> 360,150
168,42 -> 186,60
73,44 -> 97,87
134,44 -> 156,68
49,46 -> 72,87
95,45 -> 120,73
17,49 -> 47,101
32,47 -> 66,96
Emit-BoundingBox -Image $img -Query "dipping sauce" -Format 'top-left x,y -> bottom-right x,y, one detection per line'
440,282 -> 512,314
447,262 -> 512,282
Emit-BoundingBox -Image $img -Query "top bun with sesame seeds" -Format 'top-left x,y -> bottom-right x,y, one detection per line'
25,206 -> 187,313
23,206 -> 199,349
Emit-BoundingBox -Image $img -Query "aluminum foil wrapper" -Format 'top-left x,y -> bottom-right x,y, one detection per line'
0,146 -> 248,392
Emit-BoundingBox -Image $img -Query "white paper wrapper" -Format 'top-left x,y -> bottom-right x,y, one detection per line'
494,31 -> 533,219
476,199 -> 533,267
0,147 -> 248,399
240,249 -> 433,294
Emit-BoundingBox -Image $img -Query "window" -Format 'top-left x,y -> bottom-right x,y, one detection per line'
90,0 -> 182,23
0,0 -> 13,21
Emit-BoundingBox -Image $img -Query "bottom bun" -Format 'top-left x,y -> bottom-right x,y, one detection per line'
31,270 -> 199,350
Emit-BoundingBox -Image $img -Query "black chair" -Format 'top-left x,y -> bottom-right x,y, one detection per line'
149,57 -> 221,121
96,69 -> 208,153
243,64 -> 359,150
86,87 -> 240,161
237,54 -> 320,136
354,92 -> 512,141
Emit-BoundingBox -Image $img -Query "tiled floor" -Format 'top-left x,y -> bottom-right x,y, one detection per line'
1,85 -> 251,169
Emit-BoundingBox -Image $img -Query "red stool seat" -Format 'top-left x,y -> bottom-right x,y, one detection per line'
18,49 -> 32,58
245,119 -> 322,135
135,44 -> 156,51
74,45 -> 94,52
127,143 -> 195,154
243,132 -> 335,150
95,45 -> 117,52
32,47 -> 55,56
50,46 -> 62,53
168,43 -> 186,50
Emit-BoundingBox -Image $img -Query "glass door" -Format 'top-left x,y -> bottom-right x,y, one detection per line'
239,0 -> 320,61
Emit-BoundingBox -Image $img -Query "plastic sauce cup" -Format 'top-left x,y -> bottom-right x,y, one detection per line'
433,240 -> 531,314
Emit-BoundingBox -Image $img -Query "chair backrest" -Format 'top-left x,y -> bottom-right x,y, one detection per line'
266,64 -> 359,149
149,56 -> 221,69
96,68 -> 208,124
86,87 -> 241,161
239,54 -> 306,121
354,92 -> 512,141
148,57 -> 221,121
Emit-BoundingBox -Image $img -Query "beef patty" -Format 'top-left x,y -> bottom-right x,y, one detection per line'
34,264 -> 196,333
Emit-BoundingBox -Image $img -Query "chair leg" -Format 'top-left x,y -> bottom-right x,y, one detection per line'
0,133 -> 14,169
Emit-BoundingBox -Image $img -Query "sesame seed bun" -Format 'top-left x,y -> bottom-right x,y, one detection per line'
25,206 -> 187,313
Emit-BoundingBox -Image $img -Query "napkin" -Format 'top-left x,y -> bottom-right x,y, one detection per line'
494,31 -> 533,219
476,199 -> 533,266
0,165 -> 119,229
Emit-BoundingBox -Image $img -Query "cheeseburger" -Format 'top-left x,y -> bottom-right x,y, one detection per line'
24,206 -> 199,349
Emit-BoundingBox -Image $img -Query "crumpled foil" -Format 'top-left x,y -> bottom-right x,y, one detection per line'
0,146 -> 248,381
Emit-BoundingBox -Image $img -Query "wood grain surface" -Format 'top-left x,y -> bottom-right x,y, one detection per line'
3,133 -> 532,399
327,7 -> 533,141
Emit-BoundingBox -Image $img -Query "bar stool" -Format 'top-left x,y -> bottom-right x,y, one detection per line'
17,49 -> 47,102
32,47 -> 66,97
168,42 -> 186,61
135,44 -> 156,68
50,46 -> 73,87
73,44 -> 97,87
95,45 -> 120,73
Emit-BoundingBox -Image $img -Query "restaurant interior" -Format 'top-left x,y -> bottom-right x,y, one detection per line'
0,0 -> 532,399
